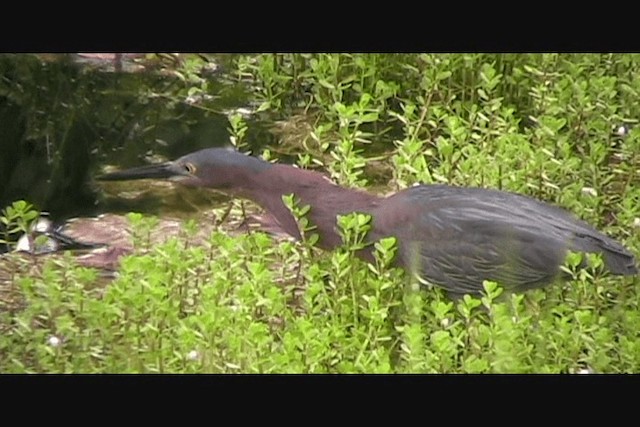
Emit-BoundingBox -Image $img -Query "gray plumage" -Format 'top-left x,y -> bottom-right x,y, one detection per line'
372,185 -> 637,294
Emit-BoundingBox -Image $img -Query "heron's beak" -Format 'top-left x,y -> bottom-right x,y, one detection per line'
97,162 -> 187,182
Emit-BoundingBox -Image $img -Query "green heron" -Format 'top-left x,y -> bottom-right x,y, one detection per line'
98,147 -> 638,295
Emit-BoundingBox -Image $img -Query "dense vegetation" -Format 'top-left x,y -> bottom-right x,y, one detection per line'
1,53 -> 639,373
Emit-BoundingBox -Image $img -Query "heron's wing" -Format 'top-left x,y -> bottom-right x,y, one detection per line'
372,184 -> 637,294
371,190 -> 569,294
404,220 -> 565,294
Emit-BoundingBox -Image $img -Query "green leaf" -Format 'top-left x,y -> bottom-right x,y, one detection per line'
436,71 -> 452,81
318,79 -> 335,90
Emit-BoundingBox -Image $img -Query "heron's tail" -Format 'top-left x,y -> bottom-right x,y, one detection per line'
601,250 -> 638,275
571,233 -> 637,276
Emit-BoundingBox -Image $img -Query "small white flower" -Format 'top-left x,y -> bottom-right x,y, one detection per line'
186,350 -> 200,361
203,63 -> 218,73
440,318 -> 450,327
633,217 -> 640,229
616,125 -> 628,137
581,187 -> 598,197
577,367 -> 593,374
48,336 -> 61,348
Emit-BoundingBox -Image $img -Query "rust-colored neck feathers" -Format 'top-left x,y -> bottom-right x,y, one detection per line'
236,164 -> 381,250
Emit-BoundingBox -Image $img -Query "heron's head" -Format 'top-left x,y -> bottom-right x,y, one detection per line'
98,147 -> 271,189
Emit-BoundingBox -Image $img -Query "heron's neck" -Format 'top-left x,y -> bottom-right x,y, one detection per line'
241,164 -> 381,249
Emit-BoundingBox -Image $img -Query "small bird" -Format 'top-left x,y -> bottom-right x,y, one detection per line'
98,147 -> 638,295
15,214 -> 104,255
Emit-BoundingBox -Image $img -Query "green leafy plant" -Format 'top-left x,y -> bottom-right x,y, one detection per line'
2,53 -> 640,373
0,200 -> 40,249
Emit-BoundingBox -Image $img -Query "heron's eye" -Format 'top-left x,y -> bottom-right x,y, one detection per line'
184,162 -> 197,174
